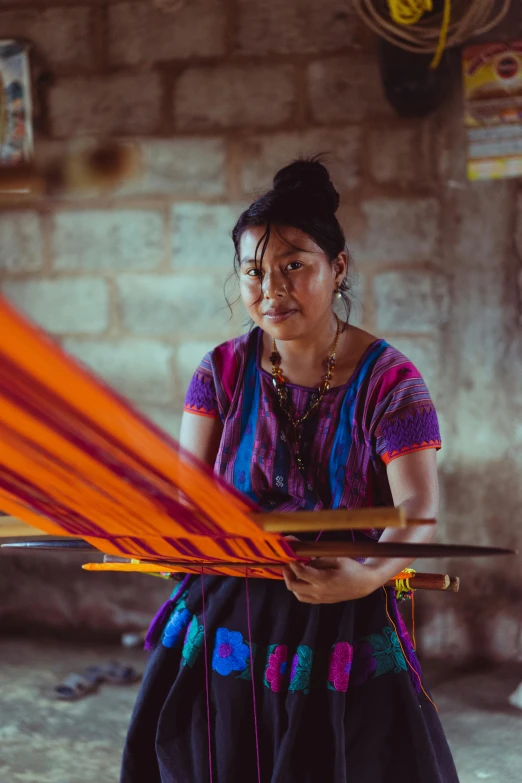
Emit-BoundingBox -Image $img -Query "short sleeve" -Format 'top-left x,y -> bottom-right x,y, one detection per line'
183,352 -> 219,418
371,359 -> 441,465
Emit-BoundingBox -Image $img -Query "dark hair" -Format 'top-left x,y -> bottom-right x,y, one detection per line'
230,158 -> 351,320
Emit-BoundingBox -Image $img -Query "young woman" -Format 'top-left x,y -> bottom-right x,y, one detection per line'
121,160 -> 459,783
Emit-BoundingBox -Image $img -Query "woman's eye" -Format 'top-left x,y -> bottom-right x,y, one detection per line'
286,261 -> 302,271
246,268 -> 262,277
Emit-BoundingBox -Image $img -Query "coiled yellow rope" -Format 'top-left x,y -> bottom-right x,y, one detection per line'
353,0 -> 511,68
394,567 -> 416,600
388,0 -> 433,25
386,0 -> 455,69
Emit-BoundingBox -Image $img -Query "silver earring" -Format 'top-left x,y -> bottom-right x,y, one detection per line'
335,289 -> 342,299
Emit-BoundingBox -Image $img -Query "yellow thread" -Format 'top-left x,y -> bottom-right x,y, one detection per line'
383,586 -> 438,711
430,0 -> 451,69
394,567 -> 416,600
387,0 -> 452,70
387,0 -> 432,25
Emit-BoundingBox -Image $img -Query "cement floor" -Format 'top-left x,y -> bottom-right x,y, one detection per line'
0,638 -> 520,783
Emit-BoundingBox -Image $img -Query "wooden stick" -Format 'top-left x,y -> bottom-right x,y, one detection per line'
258,507 -> 409,532
448,576 -> 460,593
385,572 -> 450,590
2,534 -> 515,559
290,540 -> 516,558
86,558 -> 460,591
0,507 -> 436,541
101,555 -> 460,591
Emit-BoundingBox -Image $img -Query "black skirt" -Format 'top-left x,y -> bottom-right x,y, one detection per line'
121,575 -> 459,783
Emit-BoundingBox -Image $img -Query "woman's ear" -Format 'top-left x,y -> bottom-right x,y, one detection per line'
333,251 -> 348,286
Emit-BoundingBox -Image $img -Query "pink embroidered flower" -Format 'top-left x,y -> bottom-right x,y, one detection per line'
328,642 -> 353,692
265,645 -> 288,692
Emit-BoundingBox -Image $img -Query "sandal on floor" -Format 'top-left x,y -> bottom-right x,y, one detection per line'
95,661 -> 141,685
54,662 -> 141,700
54,671 -> 100,701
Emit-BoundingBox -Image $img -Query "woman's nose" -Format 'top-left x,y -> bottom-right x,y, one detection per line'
262,270 -> 286,299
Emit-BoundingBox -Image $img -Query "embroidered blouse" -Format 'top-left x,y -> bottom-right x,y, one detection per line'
184,328 -> 440,514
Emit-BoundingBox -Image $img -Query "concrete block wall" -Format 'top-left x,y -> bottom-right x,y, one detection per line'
1,0 -> 521,660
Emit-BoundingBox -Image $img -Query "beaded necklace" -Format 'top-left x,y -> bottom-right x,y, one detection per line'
269,316 -> 342,472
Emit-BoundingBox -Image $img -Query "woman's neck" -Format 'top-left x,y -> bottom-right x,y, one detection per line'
272,313 -> 341,366
260,321 -> 378,389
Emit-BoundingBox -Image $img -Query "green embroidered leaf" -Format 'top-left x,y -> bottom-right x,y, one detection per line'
297,645 -> 313,668
373,653 -> 395,678
366,628 -> 408,678
181,616 -> 204,668
365,632 -> 390,653
289,645 -> 313,694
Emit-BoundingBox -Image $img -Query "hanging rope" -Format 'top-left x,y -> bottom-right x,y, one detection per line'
388,1 -> 434,25
353,0 -> 512,65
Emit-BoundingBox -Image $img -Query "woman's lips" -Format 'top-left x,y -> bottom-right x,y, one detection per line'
263,310 -> 297,323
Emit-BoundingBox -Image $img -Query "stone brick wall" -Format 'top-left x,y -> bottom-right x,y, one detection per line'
1,0 -> 521,661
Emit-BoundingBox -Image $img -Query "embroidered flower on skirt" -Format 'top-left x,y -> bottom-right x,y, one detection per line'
369,626 -> 407,677
162,606 -> 192,649
289,645 -> 313,694
328,642 -> 353,692
212,628 -> 250,676
353,626 -> 407,685
181,616 -> 205,668
265,645 -> 288,692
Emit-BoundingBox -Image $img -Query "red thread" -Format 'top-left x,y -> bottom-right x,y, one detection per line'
201,569 -> 213,782
245,569 -> 261,783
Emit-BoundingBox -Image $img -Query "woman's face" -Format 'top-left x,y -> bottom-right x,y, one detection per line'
238,224 -> 346,341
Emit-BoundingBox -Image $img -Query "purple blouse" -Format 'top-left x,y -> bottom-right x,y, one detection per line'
184,328 -> 440,515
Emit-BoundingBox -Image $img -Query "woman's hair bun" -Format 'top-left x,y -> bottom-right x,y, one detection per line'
272,158 -> 340,214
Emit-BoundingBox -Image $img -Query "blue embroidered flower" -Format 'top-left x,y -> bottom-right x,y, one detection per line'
162,607 -> 192,649
212,628 -> 250,676
238,470 -> 246,484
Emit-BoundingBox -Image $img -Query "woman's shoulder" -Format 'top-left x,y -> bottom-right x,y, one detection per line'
206,329 -> 258,370
365,339 -> 436,416
369,339 -> 425,383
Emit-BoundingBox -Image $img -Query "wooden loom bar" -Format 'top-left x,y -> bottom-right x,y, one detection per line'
291,540 -> 515,558
1,534 -> 515,559
258,507 -> 437,532
0,507 -> 435,542
88,556 -> 460,591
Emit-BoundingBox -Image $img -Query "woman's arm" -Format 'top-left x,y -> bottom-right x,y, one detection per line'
179,411 -> 223,467
283,449 -> 440,603
361,448 -> 439,585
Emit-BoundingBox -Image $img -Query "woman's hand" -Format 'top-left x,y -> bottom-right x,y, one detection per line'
283,557 -> 383,604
